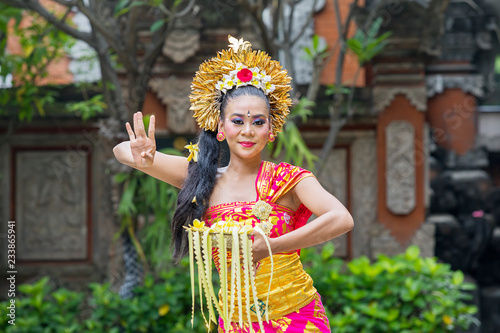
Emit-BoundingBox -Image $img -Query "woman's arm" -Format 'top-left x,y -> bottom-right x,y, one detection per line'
113,112 -> 189,189
252,176 -> 354,261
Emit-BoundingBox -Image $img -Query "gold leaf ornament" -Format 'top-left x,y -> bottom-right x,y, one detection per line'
189,35 -> 292,136
252,200 -> 273,221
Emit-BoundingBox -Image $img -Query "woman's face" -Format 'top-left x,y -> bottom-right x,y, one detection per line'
219,94 -> 271,161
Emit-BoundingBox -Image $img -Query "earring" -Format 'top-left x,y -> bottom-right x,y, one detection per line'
268,132 -> 275,142
217,131 -> 225,141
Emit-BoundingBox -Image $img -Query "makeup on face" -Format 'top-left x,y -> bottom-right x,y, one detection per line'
239,141 -> 256,147
228,113 -> 268,126
219,96 -> 272,155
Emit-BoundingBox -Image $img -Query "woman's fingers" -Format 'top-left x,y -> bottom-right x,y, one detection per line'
148,115 -> 155,141
134,112 -> 146,137
141,147 -> 155,158
140,146 -> 155,165
125,122 -> 135,140
251,231 -> 268,263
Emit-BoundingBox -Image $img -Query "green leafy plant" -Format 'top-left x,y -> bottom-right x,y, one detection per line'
0,261 -> 211,333
495,55 -> 500,74
325,84 -> 350,96
301,244 -> 479,333
0,245 -> 479,332
114,0 -> 185,32
84,259 -> 213,333
346,17 -> 392,66
302,34 -> 329,61
0,5 -> 75,121
65,94 -> 107,121
0,277 -> 84,332
114,122 -> 183,272
269,97 -> 318,169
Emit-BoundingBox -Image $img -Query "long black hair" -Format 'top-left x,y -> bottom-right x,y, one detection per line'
171,85 -> 271,262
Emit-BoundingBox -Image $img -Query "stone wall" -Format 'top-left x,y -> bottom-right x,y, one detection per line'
0,121 -> 121,295
306,127 -> 435,260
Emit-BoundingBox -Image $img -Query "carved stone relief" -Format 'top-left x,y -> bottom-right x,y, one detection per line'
440,0 -> 485,62
424,123 -> 430,209
370,220 -> 435,258
16,150 -> 88,261
361,0 -> 449,57
426,74 -> 484,98
386,121 -> 416,215
373,86 -> 427,113
351,135 -> 378,258
316,149 -> 347,205
163,28 -> 200,64
314,148 -> 348,257
149,76 -> 197,134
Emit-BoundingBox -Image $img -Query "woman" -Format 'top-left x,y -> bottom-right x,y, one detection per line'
113,36 -> 353,333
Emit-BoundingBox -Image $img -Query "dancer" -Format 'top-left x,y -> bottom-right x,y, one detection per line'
113,36 -> 354,332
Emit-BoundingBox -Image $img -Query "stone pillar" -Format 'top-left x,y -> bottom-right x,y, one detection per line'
148,76 -> 198,135
372,82 -> 432,252
361,0 -> 449,256
425,0 -> 494,155
481,287 -> 500,333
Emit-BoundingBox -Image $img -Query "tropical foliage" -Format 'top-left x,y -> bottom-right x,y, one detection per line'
0,245 -> 479,333
0,4 -> 75,121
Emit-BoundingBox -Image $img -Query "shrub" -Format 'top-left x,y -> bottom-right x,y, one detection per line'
83,260 -> 213,333
0,245 -> 479,332
301,244 -> 479,333
0,258 -> 212,333
0,276 -> 83,332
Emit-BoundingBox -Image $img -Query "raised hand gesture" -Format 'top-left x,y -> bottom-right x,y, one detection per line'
126,111 -> 156,168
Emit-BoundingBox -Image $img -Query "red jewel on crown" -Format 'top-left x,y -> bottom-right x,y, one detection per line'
237,68 -> 253,82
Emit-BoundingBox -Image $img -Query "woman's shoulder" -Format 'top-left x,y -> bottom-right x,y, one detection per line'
263,160 -> 310,171
259,161 -> 315,197
257,161 -> 316,206
264,161 -> 314,177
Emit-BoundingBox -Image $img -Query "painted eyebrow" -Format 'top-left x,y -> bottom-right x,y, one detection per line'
230,113 -> 267,119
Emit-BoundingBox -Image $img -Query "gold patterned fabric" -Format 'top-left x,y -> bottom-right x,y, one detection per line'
204,161 -> 331,332
217,253 -> 316,322
217,293 -> 330,333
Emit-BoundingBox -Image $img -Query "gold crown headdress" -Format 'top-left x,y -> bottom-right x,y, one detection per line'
190,36 -> 292,136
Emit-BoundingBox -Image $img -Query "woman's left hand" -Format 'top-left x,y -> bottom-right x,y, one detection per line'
251,231 -> 274,263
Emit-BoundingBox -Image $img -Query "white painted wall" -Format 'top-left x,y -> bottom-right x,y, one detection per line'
68,10 -> 101,83
478,111 -> 500,151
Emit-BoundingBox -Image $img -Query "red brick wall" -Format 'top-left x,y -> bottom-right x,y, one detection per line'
142,91 -> 168,132
315,0 -> 365,87
427,88 -> 476,155
7,0 -> 74,86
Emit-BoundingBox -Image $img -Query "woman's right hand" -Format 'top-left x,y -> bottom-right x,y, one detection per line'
126,111 -> 156,168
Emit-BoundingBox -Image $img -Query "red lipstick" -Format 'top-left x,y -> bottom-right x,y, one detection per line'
239,141 -> 255,147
